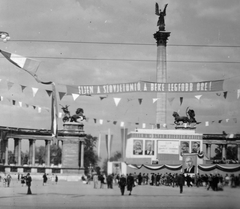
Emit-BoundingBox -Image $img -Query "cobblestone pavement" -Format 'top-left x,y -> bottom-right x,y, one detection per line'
0,178 -> 240,209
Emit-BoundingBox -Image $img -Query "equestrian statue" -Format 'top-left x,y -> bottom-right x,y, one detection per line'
172,107 -> 200,127
60,105 -> 86,123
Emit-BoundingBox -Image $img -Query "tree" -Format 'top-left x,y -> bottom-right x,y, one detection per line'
83,134 -> 100,174
35,146 -> 45,164
50,144 -> 62,165
102,151 -> 122,174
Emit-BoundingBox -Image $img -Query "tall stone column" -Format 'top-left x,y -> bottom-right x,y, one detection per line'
45,140 -> 51,166
153,31 -> 171,126
14,138 -> 19,164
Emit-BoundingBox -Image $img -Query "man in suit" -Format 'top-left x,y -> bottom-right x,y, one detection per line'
184,156 -> 195,173
145,141 -> 154,155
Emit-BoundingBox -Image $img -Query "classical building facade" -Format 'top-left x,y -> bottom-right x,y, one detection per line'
0,122 -> 86,175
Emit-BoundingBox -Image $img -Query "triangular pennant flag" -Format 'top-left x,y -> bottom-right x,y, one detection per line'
58,112 -> 62,118
25,104 -> 29,108
37,107 -> 41,113
163,123 -> 167,128
33,105 -> 36,109
59,92 -> 66,101
120,122 -> 125,127
12,100 -> 16,105
153,98 -> 158,103
32,87 -> 38,97
20,85 -> 26,92
223,91 -> 228,99
218,120 -> 222,123
72,93 -> 79,101
18,101 -> 22,107
94,118 -> 97,123
168,97 -> 174,106
180,97 -> 183,106
237,89 -> 240,99
205,121 -> 209,126
113,98 -> 121,106
7,81 -> 14,90
46,90 -> 52,97
99,119 -> 103,125
216,92 -> 221,96
138,98 -> 142,105
0,50 -> 40,77
113,121 -> 117,125
0,96 -> 3,101
226,118 -> 229,123
142,123 -> 146,128
195,95 -> 202,100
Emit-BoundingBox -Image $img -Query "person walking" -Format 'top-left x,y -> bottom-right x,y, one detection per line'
178,173 -> 185,194
127,173 -> 135,196
7,174 -> 12,187
118,174 -> 127,195
43,173 -> 47,186
26,173 -> 32,195
21,174 -> 25,186
55,175 -> 58,184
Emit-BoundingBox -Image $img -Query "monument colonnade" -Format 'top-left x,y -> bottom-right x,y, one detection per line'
0,122 -> 86,175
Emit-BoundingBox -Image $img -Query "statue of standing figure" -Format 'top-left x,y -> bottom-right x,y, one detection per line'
155,3 -> 168,31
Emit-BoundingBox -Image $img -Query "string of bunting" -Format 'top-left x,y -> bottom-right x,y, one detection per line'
0,94 -> 238,128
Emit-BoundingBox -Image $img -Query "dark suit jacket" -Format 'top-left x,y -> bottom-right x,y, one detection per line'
184,165 -> 195,173
133,150 -> 143,155
145,150 -> 154,155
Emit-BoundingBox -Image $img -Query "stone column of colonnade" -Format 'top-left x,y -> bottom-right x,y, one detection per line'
29,139 -> 36,165
14,138 -> 22,165
206,144 -> 212,159
45,140 -> 51,166
222,144 -> 227,159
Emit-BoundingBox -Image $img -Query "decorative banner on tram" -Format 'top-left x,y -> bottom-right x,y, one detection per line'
66,80 -> 224,95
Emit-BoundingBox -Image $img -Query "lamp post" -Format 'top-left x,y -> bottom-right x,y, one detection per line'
0,31 -> 10,42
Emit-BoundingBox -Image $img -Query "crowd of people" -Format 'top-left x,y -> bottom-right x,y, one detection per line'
84,171 -> 240,195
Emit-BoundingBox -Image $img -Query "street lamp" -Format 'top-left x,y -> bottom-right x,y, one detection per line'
0,31 -> 10,42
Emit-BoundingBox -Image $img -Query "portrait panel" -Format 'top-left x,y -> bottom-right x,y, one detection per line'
145,140 -> 155,155
182,155 -> 197,174
191,141 -> 201,153
133,140 -> 143,155
180,141 -> 189,154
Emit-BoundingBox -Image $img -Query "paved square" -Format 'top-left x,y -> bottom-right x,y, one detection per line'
0,177 -> 239,209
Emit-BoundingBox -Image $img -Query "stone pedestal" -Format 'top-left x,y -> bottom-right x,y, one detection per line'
61,122 -> 86,174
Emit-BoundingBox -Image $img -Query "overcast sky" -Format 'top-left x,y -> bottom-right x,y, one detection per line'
0,0 -> 240,160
